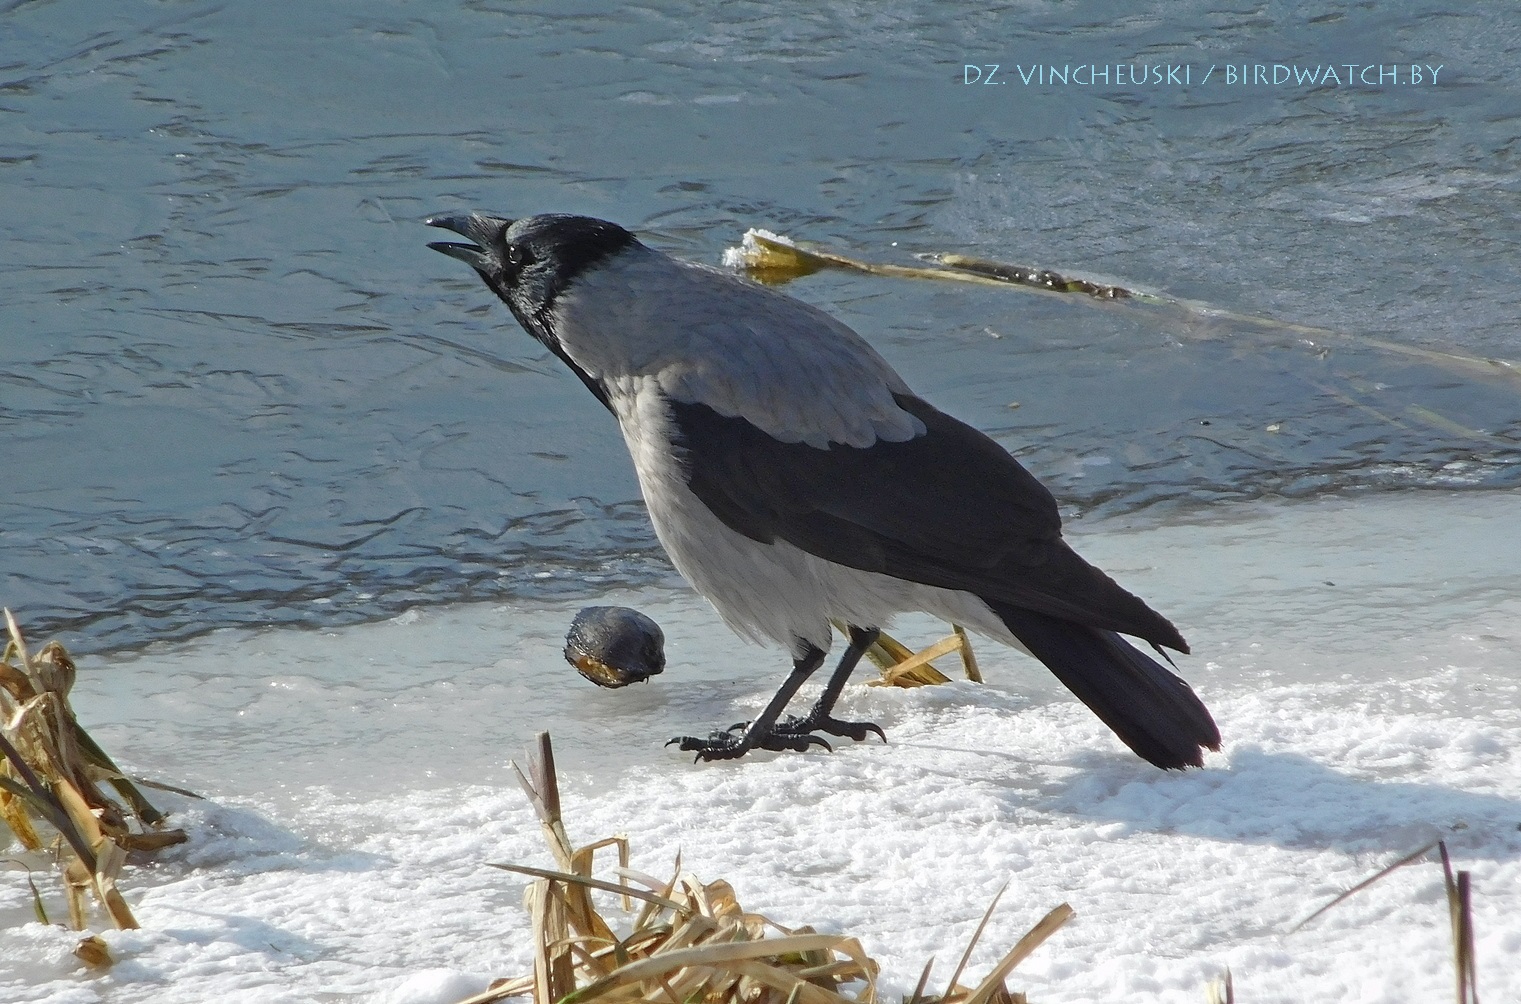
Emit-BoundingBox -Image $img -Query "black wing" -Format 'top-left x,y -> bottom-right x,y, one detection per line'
670,393 -> 1188,653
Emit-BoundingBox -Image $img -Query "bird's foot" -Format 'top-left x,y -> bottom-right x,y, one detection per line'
667,726 -> 831,762
775,713 -> 886,744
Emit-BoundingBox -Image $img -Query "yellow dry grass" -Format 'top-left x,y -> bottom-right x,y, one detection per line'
453,733 -> 1072,1004
725,228 -> 1521,390
856,623 -> 982,688
726,227 -> 1519,451
1288,837 -> 1481,1004
1,609 -> 190,932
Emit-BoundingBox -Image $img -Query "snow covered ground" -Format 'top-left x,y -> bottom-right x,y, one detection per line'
3,490 -> 1519,1003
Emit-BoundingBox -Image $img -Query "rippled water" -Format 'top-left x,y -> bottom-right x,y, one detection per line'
3,2 -> 1519,653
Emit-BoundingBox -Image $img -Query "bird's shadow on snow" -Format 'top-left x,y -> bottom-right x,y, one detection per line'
1038,745 -> 1521,861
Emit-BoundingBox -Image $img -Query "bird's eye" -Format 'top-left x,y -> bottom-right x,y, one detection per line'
504,243 -> 530,267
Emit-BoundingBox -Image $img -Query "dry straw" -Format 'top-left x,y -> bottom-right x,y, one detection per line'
725,228 -> 1519,448
1288,836 -> 1481,1004
1,609 -> 190,932
453,732 -> 1072,1004
847,621 -> 982,688
724,228 -> 1521,389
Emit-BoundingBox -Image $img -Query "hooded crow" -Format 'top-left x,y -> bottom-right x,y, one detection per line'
427,212 -> 1221,769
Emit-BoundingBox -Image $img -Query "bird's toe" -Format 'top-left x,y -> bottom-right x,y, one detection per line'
775,715 -> 886,744
668,726 -> 832,761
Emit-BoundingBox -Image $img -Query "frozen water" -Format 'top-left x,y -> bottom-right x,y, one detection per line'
3,491 -> 1517,1003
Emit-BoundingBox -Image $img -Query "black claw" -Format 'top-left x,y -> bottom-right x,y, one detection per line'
670,713 -> 881,760
774,715 -> 886,744
670,734 -> 724,752
668,728 -> 833,761
758,732 -> 829,754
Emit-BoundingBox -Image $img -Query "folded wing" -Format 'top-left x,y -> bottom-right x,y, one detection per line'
670,393 -> 1189,654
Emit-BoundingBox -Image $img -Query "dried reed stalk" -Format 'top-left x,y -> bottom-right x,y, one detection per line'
725,229 -> 1521,393
454,732 -> 1071,1004
1289,838 -> 1480,1004
839,621 -> 982,689
726,228 -> 1519,452
1,609 -> 190,931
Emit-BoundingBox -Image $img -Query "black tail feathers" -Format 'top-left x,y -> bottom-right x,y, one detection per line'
991,602 -> 1221,769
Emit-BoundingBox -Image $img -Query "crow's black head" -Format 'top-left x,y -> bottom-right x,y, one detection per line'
426,212 -> 636,340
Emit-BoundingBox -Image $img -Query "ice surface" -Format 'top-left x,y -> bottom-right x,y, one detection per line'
3,491 -> 1518,1002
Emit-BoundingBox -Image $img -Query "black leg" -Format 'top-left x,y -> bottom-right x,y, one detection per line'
774,625 -> 886,743
669,644 -> 833,761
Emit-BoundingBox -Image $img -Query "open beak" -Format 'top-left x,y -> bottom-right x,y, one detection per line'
426,213 -> 514,271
